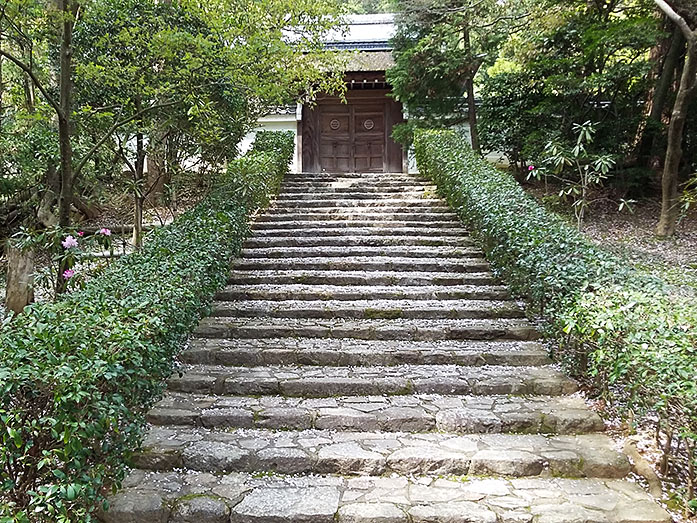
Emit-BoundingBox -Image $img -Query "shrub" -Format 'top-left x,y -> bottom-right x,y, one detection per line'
0,131 -> 294,521
250,130 -> 295,174
414,129 -> 697,489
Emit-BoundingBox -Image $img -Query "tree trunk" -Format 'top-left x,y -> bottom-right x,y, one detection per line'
147,129 -> 168,205
5,244 -> 35,316
656,34 -> 697,237
637,26 -> 685,167
132,103 -> 146,248
462,21 -> 481,155
37,161 -> 60,227
57,0 -> 76,228
466,78 -> 481,154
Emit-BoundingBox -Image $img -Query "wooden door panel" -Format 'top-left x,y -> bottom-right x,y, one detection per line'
311,96 -> 396,173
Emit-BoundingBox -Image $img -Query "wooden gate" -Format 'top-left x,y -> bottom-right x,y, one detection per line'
302,90 -> 404,173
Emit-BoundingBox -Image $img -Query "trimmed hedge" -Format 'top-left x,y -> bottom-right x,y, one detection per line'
0,131 -> 294,522
414,129 -> 697,451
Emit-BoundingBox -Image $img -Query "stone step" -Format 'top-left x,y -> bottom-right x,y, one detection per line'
168,364 -> 577,397
228,270 -> 497,287
280,186 -> 437,194
273,199 -> 447,210
194,317 -> 539,342
271,203 -> 452,213
243,235 -> 473,248
104,472 -> 672,523
241,246 -> 478,259
209,299 -> 523,320
256,212 -> 460,222
281,177 -> 434,185
286,173 -> 423,181
134,427 -> 630,479
277,191 -> 435,200
249,226 -> 470,238
216,283 -> 510,301
251,220 -> 463,230
180,339 -> 549,367
147,392 -> 603,434
232,257 -> 489,274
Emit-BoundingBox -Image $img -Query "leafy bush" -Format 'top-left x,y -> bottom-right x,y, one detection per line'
414,129 -> 697,474
0,131 -> 294,521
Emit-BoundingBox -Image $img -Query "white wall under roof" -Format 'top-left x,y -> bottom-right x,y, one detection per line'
324,13 -> 395,45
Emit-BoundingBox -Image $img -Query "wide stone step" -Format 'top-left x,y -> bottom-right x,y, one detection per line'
233,257 -> 489,274
271,203 -> 452,214
227,269 -> 497,286
256,211 -> 460,222
249,226 -> 469,238
167,364 -> 577,397
286,173 -> 422,181
209,299 -> 523,320
280,185 -> 437,194
244,236 -> 473,248
194,317 -> 539,342
273,199 -> 446,209
252,220 -> 463,230
180,339 -> 550,367
103,472 -> 672,523
277,191 -> 435,200
216,283 -> 510,301
241,246 -> 478,259
134,427 -> 630,479
147,392 -> 603,434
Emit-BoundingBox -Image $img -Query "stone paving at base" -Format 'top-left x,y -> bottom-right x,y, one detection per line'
105,473 -> 670,523
102,172 -> 670,522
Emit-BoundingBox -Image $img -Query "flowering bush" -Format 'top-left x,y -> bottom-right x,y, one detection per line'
0,131 -> 294,521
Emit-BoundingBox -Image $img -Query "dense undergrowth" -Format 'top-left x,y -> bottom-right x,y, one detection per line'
414,129 -> 697,507
0,131 -> 294,522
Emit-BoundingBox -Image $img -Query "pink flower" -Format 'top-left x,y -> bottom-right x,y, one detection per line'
528,165 -> 535,171
63,269 -> 75,280
61,235 -> 79,249
77,231 -> 85,237
99,228 -> 112,237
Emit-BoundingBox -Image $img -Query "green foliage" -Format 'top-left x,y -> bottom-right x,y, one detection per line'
478,71 -> 543,172
251,130 -> 296,175
221,131 -> 295,208
414,128 -> 697,460
480,0 -> 661,167
389,0 -> 530,130
0,0 -> 344,231
532,121 -> 619,231
343,0 -> 393,14
0,134 -> 293,521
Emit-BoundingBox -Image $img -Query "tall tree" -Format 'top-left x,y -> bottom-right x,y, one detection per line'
389,0 -> 528,152
653,0 -> 697,237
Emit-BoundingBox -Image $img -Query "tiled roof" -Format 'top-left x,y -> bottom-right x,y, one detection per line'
324,13 -> 395,51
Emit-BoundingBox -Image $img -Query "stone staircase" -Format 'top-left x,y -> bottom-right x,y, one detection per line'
104,172 -> 671,523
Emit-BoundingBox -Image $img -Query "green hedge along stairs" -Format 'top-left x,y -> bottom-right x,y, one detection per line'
104,171 -> 671,522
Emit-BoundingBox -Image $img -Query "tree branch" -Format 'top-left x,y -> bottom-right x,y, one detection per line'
74,100 -> 178,177
0,49 -> 61,116
654,0 -> 694,39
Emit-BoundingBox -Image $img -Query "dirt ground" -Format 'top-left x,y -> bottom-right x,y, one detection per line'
526,185 -> 697,293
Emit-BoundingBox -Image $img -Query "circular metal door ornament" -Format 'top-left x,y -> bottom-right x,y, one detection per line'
363,119 -> 375,131
329,119 -> 341,130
